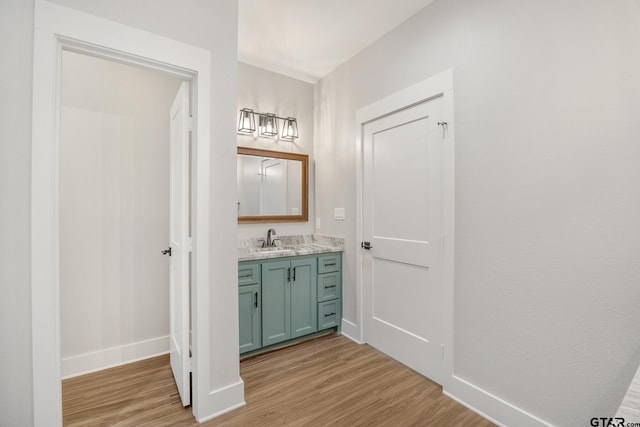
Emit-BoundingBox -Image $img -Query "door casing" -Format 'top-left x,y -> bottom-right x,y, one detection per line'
31,2 -> 216,424
354,70 -> 455,388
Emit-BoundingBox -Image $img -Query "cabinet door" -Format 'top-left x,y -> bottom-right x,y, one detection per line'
262,260 -> 291,346
238,284 -> 261,353
290,257 -> 318,338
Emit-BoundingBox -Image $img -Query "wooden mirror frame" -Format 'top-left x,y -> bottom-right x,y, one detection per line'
237,146 -> 309,223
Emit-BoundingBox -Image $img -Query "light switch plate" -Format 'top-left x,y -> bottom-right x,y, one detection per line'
315,217 -> 321,229
334,208 -> 345,220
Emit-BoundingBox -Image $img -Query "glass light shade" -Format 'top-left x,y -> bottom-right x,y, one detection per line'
237,108 -> 255,133
281,117 -> 299,140
258,113 -> 278,137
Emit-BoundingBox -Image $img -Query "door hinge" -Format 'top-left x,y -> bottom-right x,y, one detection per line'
437,121 -> 448,138
188,357 -> 192,372
188,115 -> 193,132
186,237 -> 193,252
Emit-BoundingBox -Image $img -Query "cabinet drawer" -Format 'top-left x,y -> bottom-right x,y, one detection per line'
318,272 -> 341,302
318,254 -> 341,274
318,299 -> 341,330
238,263 -> 260,286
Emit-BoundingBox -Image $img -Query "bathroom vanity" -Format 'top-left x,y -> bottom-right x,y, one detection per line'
237,236 -> 343,357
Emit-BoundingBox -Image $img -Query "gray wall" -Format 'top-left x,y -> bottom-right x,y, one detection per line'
237,62 -> 315,239
0,0 -> 35,425
315,0 -> 640,425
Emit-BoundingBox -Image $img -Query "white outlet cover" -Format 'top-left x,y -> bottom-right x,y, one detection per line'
334,208 -> 345,220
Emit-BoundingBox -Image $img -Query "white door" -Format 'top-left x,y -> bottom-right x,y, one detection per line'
362,95 -> 445,384
261,158 -> 286,215
169,81 -> 191,406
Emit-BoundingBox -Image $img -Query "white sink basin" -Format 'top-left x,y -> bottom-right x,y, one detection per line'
256,247 -> 294,254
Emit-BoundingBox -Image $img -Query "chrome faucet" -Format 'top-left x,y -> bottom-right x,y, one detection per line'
266,228 -> 277,247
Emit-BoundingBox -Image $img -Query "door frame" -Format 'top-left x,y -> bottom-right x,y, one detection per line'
354,69 -> 455,388
260,158 -> 287,215
31,2 -> 212,424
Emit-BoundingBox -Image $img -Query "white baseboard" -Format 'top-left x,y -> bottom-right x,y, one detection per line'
444,375 -> 552,427
61,335 -> 169,379
616,364 -> 640,419
341,318 -> 363,344
196,379 -> 246,423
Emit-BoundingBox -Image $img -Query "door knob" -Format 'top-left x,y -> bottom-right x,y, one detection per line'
361,241 -> 372,250
162,247 -> 172,256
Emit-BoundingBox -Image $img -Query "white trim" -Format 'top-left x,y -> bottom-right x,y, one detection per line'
355,70 -> 454,126
61,336 -> 170,379
340,319 -> 364,344
198,402 -> 246,424
616,364 -> 640,420
197,380 -> 246,423
444,375 -> 553,427
354,69 -> 455,390
441,83 -> 456,389
31,2 -> 223,424
443,390 -> 502,427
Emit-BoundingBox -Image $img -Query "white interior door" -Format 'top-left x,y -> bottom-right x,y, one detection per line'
169,81 -> 191,406
261,158 -> 286,215
362,95 -> 445,384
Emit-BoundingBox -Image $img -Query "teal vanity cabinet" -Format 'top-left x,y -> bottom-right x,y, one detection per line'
238,251 -> 341,356
261,256 -> 317,347
317,254 -> 342,330
238,263 -> 261,353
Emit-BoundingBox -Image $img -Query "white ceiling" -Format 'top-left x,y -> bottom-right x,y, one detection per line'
238,0 -> 434,83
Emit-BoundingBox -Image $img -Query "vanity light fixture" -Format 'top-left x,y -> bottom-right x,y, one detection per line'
238,108 -> 256,133
258,113 -> 278,137
281,117 -> 299,141
237,107 -> 299,141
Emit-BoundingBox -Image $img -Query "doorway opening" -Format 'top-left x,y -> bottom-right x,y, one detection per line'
31,5 -> 217,420
58,49 -> 193,413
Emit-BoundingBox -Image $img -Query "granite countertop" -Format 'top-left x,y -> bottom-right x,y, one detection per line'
238,234 -> 344,262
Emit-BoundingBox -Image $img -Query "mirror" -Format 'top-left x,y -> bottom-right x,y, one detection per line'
237,147 -> 308,223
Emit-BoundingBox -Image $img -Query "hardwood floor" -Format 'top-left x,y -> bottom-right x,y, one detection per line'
62,355 -> 194,426
63,335 -> 494,426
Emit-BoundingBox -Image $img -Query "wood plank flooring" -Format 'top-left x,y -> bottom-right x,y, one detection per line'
63,335 -> 494,426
